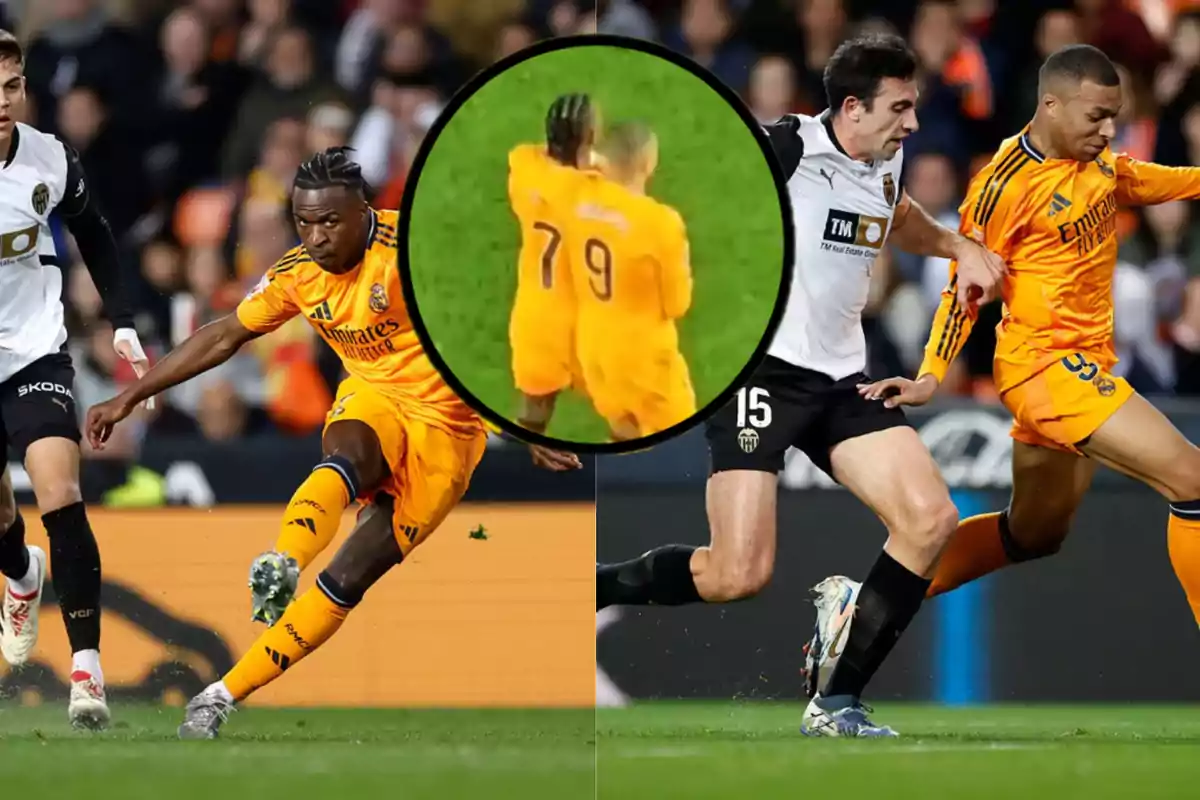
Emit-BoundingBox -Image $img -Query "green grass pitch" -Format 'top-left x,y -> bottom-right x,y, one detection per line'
0,706 -> 594,799
408,44 -> 785,443
597,702 -> 1200,798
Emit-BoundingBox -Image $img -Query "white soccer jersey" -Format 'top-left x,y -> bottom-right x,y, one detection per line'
0,122 -> 74,382
766,113 -> 904,380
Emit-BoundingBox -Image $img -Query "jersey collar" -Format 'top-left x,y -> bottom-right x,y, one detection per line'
2,124 -> 19,169
1018,129 -> 1046,163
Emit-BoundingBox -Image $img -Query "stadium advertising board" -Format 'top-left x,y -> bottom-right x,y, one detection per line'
1,505 -> 595,708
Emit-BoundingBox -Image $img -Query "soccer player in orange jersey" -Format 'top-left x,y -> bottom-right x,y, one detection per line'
84,148 -> 580,738
806,44 -> 1200,694
566,121 -> 697,440
507,94 -> 598,434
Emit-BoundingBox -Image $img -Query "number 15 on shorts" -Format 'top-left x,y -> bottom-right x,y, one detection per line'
736,387 -> 772,429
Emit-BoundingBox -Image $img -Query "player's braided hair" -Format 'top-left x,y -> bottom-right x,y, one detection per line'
294,146 -> 368,194
545,93 -> 594,166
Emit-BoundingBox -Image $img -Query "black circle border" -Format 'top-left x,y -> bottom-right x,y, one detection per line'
396,32 -> 795,455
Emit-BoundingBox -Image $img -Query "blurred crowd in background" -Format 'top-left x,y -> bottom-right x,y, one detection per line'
0,0 -> 595,459
12,0 -> 1200,460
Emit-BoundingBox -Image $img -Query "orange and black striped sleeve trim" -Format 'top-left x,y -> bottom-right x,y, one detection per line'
918,149 -> 1028,382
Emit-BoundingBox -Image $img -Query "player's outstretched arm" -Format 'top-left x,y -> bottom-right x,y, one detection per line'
889,192 -> 1006,306
85,314 -> 261,448
1114,154 -> 1200,205
859,260 -> 978,409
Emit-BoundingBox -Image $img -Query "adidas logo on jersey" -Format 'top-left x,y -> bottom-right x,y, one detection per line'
1047,192 -> 1072,217
309,300 -> 333,321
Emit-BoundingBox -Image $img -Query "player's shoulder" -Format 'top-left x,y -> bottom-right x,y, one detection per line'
12,122 -> 69,168
372,208 -> 399,248
962,132 -> 1042,219
267,245 -> 314,280
509,142 -> 548,170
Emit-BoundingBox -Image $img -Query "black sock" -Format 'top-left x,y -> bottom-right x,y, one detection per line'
823,549 -> 931,700
0,513 -> 29,581
597,545 -> 701,609
43,502 -> 102,653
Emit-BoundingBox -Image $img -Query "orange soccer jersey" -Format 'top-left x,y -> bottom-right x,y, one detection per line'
507,143 -> 587,396
919,130 -> 1200,450
237,209 -> 485,549
566,171 -> 696,436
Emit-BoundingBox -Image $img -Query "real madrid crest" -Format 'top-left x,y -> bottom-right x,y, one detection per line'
738,428 -> 759,454
882,173 -> 897,207
31,183 -> 49,216
1096,157 -> 1114,179
369,282 -> 389,313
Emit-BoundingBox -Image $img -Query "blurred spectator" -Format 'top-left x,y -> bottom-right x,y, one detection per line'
664,0 -> 757,96
1077,0 -> 1164,82
1007,9 -> 1081,131
598,0 -> 658,39
795,0 -> 850,109
221,26 -> 343,178
239,0 -> 291,68
57,84 -> 151,241
494,20 -> 537,62
336,0 -> 457,99
748,55 -> 799,123
142,6 -> 248,212
24,0 -> 153,134
188,0 -> 244,64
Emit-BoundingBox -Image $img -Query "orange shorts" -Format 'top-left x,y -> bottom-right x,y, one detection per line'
1000,351 -> 1134,454
582,349 -> 696,437
325,376 -> 487,555
509,308 -> 579,397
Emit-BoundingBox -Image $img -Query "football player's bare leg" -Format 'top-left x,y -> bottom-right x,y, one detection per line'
272,419 -> 388,572
518,391 -> 558,435
817,426 -> 958,703
253,420 -> 390,625
182,504 -> 402,738
596,470 -> 777,609
929,442 -> 1096,597
1081,393 -> 1200,625
23,437 -> 105,721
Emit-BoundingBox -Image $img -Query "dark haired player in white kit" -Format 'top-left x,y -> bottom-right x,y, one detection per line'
0,31 -> 148,729
596,34 -> 1006,736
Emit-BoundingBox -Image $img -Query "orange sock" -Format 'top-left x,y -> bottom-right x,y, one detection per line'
928,512 -> 1010,598
274,460 -> 356,570
1167,504 -> 1200,626
222,586 -> 350,701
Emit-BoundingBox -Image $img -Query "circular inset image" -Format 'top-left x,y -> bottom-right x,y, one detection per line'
400,34 -> 792,452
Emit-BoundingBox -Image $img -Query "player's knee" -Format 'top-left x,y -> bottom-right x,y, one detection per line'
33,481 -> 82,515
1003,510 -> 1069,561
898,494 -> 959,554
706,557 -> 773,601
1158,449 -> 1200,503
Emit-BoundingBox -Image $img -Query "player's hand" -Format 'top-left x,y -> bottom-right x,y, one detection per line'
856,373 -> 938,409
85,395 -> 136,451
112,327 -> 156,410
952,239 -> 1006,307
529,444 -> 582,471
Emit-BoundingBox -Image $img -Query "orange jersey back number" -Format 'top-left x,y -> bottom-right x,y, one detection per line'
584,238 -> 613,301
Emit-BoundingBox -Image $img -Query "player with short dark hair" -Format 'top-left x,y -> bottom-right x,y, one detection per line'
0,29 -> 149,730
86,147 -> 580,738
814,43 -> 1200,695
596,34 -> 1006,736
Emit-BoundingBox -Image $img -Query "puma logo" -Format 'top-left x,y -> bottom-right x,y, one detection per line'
51,397 -> 69,413
819,168 -> 835,190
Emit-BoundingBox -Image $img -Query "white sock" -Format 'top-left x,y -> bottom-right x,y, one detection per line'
211,681 -> 234,704
7,547 -> 41,596
72,649 -> 103,684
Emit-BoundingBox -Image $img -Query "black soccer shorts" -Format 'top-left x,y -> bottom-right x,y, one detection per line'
706,356 -> 910,478
0,351 -> 82,460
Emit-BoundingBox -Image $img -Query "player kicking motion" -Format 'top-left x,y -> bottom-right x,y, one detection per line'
595,34 -> 1005,736
0,31 -> 149,729
86,148 -> 580,738
508,94 -> 599,435
567,121 -> 696,441
806,44 -> 1200,697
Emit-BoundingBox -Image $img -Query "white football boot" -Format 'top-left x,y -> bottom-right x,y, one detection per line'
0,545 -> 46,666
68,670 -> 111,730
801,575 -> 861,698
